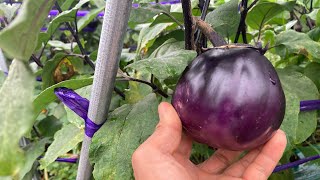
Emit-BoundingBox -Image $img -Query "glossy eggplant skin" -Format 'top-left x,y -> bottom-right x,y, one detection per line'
172,47 -> 286,151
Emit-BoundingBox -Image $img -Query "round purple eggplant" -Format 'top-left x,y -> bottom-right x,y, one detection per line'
172,47 -> 285,151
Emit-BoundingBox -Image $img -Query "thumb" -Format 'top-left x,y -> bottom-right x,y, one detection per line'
143,102 -> 182,154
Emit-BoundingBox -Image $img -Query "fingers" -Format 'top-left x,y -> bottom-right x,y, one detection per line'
198,149 -> 243,174
175,132 -> 193,158
140,102 -> 183,154
241,130 -> 287,179
223,147 -> 262,177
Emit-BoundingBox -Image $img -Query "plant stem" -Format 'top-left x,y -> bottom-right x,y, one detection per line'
31,54 -> 44,68
195,0 -> 211,45
234,0 -> 258,43
38,41 -> 49,60
234,0 -> 248,43
55,2 -> 95,70
117,77 -> 168,98
76,1 -> 133,179
193,17 -> 226,46
33,126 -> 42,138
181,0 -> 195,50
247,0 -> 259,11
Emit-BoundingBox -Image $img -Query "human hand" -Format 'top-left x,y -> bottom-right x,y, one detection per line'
132,102 -> 287,180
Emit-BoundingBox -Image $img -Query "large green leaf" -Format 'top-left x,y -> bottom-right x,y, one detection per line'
149,38 -> 184,58
136,23 -> 172,55
0,0 -> 55,60
279,90 -> 299,151
129,3 -> 170,24
304,62 -> 320,90
0,60 -> 34,176
205,0 -> 240,38
20,139 -> 50,179
246,1 -> 295,30
126,49 -> 196,81
275,30 -> 320,60
150,12 -> 184,27
90,94 -> 160,180
277,68 -> 319,149
77,6 -> 104,31
33,78 -> 93,120
40,124 -> 84,169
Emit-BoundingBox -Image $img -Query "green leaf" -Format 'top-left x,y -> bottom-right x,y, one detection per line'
279,90 -> 299,151
136,23 -> 172,55
129,3 -> 170,24
277,68 -> 319,149
33,78 -> 93,120
91,0 -> 105,7
205,0 -> 240,38
308,27 -> 320,41
275,30 -> 320,60
61,0 -> 76,11
150,12 -> 184,27
36,116 -> 63,137
149,38 -> 184,58
90,94 -> 160,180
124,81 -> 153,104
47,40 -> 75,51
0,60 -> 34,176
40,124 -> 84,169
20,139 -> 50,179
43,0 -> 90,43
0,0 -> 55,60
77,6 -> 104,31
246,1 -> 295,30
304,62 -> 320,90
126,49 -> 196,81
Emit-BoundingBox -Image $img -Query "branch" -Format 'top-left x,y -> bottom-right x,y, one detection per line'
195,0 -> 211,45
193,17 -> 227,46
117,70 -> 168,98
181,0 -> 195,50
31,54 -> 44,68
234,0 -> 258,43
55,2 -> 95,70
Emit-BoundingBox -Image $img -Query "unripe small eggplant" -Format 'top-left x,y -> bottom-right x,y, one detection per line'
172,46 -> 285,151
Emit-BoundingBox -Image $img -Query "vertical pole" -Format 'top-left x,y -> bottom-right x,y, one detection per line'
76,1 -> 133,179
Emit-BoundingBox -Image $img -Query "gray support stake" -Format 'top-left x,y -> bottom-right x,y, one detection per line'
76,1 -> 133,179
